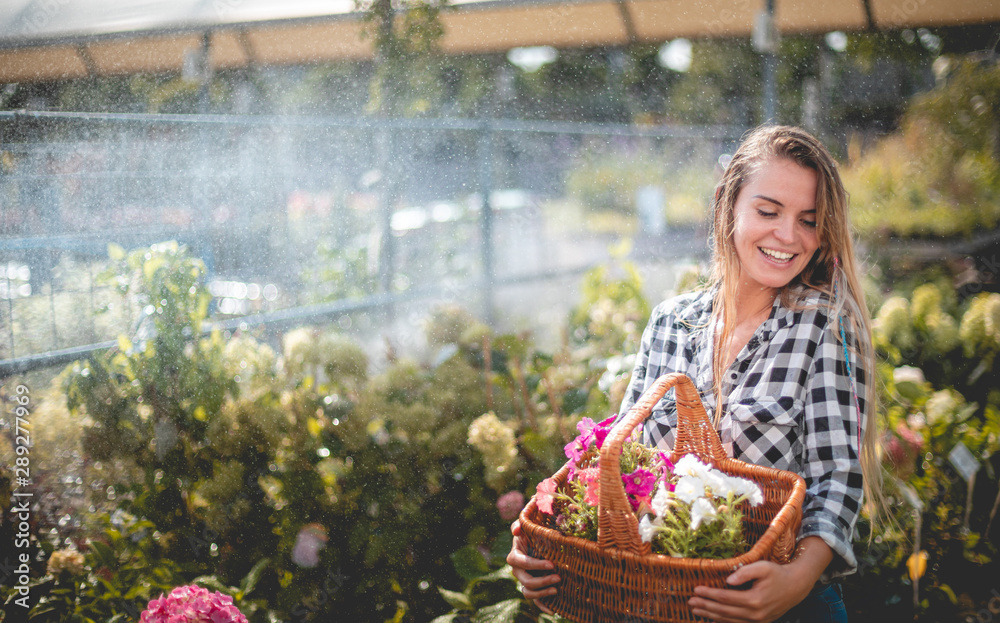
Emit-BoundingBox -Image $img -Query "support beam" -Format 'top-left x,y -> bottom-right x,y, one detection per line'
75,43 -> 97,76
861,0 -> 877,31
614,0 -> 639,46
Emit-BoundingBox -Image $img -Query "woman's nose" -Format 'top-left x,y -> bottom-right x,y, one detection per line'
774,216 -> 796,243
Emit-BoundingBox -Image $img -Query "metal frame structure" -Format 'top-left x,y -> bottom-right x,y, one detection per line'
0,109 -> 736,378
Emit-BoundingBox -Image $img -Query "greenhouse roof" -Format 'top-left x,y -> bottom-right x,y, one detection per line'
0,0 -> 996,82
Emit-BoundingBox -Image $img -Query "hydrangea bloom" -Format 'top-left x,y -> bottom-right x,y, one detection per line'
497,490 -> 526,522
46,548 -> 85,576
468,412 -> 519,490
140,585 -> 248,623
291,523 -> 328,568
874,296 -> 914,351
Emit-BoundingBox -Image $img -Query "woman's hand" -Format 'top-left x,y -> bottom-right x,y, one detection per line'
687,536 -> 833,623
507,520 -> 560,611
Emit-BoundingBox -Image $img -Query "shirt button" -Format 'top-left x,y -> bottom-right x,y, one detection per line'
730,372 -> 738,380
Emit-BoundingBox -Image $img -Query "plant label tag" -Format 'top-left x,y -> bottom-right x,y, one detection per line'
949,441 -> 980,483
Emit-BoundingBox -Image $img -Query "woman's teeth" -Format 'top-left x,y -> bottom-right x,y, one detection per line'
760,247 -> 794,262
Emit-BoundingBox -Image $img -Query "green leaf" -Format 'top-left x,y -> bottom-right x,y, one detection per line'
192,575 -> 232,593
934,584 -> 958,604
429,615 -> 460,623
143,255 -> 164,284
108,243 -> 126,262
451,546 -> 490,581
472,598 -> 522,623
437,587 -> 473,611
88,541 -> 117,568
476,565 -> 517,584
240,558 -> 270,597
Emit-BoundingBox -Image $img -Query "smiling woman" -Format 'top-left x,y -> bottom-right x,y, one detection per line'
509,126 -> 883,623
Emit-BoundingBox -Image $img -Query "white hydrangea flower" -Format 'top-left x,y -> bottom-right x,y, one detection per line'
639,514 -> 664,543
690,497 -> 717,530
892,365 -> 925,386
925,390 -> 959,426
674,475 -> 704,504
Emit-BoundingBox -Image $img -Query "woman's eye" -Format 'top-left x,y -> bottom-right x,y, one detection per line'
802,220 -> 818,228
756,209 -> 776,217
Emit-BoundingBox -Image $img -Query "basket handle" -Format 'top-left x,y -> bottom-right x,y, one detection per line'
596,373 -> 727,553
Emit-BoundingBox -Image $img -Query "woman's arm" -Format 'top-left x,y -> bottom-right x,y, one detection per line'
688,536 -> 833,623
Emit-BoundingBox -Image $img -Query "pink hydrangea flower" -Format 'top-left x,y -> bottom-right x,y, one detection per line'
140,585 -> 248,623
536,477 -> 559,514
497,490 -> 526,522
291,523 -> 328,568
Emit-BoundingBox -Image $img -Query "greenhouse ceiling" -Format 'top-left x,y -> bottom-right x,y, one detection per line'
0,0 -> 996,83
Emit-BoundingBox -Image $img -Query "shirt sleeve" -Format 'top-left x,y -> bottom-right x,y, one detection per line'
617,303 -> 660,419
797,309 -> 867,581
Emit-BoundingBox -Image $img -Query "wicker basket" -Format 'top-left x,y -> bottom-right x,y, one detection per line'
519,373 -> 806,623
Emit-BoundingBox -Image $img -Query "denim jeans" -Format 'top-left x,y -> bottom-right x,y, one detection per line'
776,583 -> 848,623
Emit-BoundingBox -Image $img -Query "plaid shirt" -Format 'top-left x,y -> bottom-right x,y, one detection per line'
619,286 -> 866,579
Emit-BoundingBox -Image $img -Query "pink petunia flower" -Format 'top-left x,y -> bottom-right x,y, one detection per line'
576,417 -> 598,445
578,467 -> 601,506
593,425 -> 611,450
536,478 -> 559,514
658,452 -> 675,475
594,414 -> 617,449
564,436 -> 588,463
622,468 -> 656,498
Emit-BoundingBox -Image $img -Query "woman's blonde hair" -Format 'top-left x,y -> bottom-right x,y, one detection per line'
708,124 -> 884,525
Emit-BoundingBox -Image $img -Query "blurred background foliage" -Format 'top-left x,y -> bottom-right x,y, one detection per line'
846,57 -> 1000,240
1,235 -> 998,622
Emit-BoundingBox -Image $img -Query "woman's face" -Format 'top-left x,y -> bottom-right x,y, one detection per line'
731,157 -> 820,294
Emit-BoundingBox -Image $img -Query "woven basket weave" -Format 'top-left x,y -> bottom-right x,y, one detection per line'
519,373 -> 807,623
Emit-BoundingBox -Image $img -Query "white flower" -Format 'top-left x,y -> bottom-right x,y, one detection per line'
291,524 -> 328,568
674,475 -> 705,504
703,471 -> 734,498
639,514 -> 664,543
892,365 -> 925,386
925,390 -> 959,426
674,454 -> 711,479
728,475 -> 764,506
651,482 -> 673,517
690,497 -> 717,530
